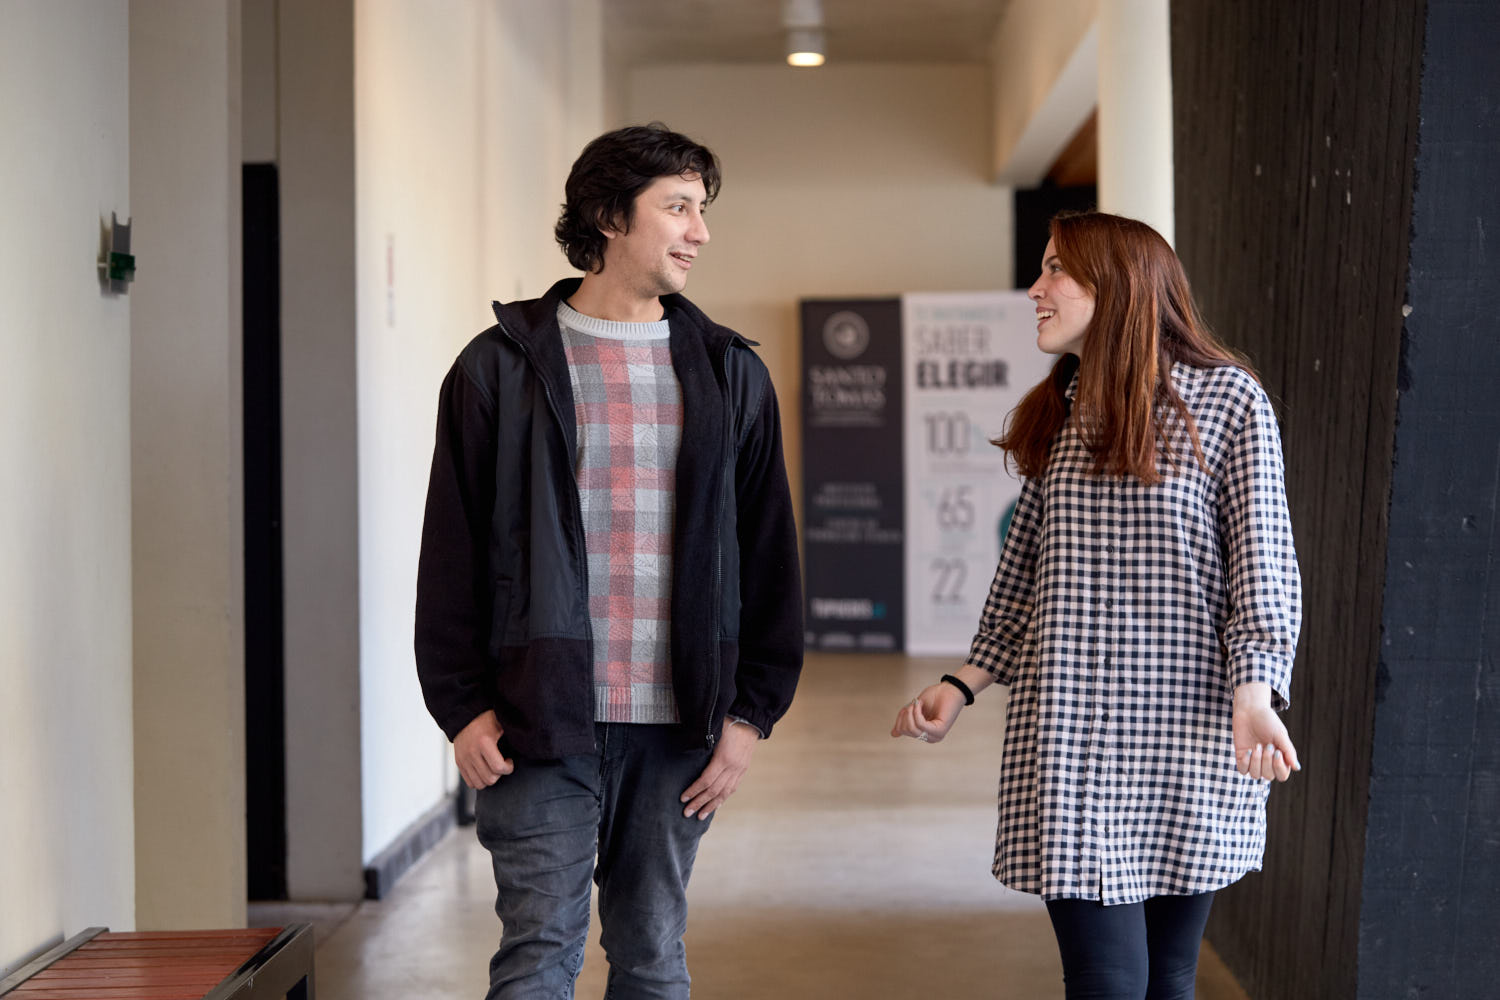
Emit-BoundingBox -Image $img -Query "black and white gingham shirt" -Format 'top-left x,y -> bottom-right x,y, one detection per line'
966,362 -> 1301,904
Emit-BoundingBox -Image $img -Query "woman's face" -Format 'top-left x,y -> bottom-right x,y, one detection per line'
1027,238 -> 1095,357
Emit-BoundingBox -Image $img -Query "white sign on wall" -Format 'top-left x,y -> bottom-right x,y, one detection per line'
902,291 -> 1054,656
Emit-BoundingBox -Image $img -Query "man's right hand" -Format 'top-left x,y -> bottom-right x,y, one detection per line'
454,710 -> 513,789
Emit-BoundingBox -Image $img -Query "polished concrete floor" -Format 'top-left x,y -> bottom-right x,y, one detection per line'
252,653 -> 1251,998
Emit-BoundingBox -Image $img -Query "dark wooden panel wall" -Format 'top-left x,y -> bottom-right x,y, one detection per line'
1360,1 -> 1500,996
1170,2 -> 1425,997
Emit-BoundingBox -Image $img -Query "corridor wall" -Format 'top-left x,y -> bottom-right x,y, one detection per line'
245,0 -> 609,900
353,0 -> 606,869
354,0 -> 490,885
0,0 -> 135,972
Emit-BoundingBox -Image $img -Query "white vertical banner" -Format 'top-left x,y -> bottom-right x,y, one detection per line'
902,291 -> 1054,655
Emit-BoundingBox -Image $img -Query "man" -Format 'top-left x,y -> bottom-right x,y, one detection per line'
415,123 -> 803,999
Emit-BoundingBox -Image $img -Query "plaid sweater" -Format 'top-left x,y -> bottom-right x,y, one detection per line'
558,303 -> 682,723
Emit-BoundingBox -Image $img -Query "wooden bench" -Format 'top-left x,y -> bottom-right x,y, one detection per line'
0,925 -> 313,999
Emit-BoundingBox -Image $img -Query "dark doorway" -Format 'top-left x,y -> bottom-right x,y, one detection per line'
243,162 -> 287,900
1013,184 -> 1098,289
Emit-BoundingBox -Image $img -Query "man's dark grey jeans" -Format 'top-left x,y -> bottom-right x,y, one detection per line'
475,723 -> 715,999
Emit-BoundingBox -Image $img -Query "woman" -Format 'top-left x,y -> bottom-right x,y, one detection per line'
891,212 -> 1301,1000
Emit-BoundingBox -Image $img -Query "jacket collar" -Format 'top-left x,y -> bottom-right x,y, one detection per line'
488,278 -> 746,463
491,278 -> 748,360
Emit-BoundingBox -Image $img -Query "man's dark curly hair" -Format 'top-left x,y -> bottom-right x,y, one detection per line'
554,122 -> 722,274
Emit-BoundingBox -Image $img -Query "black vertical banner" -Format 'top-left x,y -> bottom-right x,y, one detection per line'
800,298 -> 904,651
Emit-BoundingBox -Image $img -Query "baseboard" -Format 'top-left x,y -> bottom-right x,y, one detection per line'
456,781 -> 476,826
362,797 -> 455,900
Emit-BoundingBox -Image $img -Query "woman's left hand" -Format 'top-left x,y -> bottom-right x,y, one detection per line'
1232,682 -> 1300,781
891,683 -> 966,744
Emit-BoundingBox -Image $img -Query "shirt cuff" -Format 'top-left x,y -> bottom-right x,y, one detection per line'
726,715 -> 765,739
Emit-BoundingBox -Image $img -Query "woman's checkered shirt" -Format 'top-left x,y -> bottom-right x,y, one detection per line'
966,362 -> 1301,905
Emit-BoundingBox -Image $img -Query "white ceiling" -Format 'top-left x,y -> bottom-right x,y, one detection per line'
604,0 -> 1014,66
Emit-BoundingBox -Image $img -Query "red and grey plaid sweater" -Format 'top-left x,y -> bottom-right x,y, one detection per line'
559,303 -> 682,723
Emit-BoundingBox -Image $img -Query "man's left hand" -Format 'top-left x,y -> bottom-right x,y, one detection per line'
679,720 -> 760,821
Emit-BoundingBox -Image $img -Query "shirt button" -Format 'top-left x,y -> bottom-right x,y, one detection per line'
1102,712 -> 1110,722
1106,544 -> 1115,554
1104,599 -> 1114,609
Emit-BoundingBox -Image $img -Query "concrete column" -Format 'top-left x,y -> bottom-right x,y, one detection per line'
129,0 -> 248,928
278,0 -> 365,900
1097,0 -> 1175,243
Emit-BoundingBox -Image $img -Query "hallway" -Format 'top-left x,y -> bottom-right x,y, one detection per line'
254,653 -> 1250,998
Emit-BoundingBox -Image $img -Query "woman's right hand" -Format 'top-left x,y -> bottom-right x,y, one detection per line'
1232,682 -> 1300,781
891,683 -> 967,744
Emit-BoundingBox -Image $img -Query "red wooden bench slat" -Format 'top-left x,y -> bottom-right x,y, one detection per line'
11,987 -> 212,999
22,983 -> 223,992
29,968 -> 227,984
59,949 -> 270,959
33,960 -> 254,972
84,938 -> 276,949
94,930 -> 280,942
82,934 -> 278,951
60,947 -> 271,960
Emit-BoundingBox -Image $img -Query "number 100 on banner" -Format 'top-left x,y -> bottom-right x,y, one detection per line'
901,292 -> 1052,656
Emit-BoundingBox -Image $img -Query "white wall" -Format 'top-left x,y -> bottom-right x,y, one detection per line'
0,0 -> 135,969
482,0 -> 607,303
129,0 -> 247,929
354,0 -> 487,862
354,0 -> 605,862
242,0 -> 277,163
628,65 -> 1014,514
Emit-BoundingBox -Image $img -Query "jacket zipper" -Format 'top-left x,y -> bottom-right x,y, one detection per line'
704,337 -> 740,748
495,320 -> 594,654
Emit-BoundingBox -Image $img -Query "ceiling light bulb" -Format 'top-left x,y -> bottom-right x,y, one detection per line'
786,27 -> 825,67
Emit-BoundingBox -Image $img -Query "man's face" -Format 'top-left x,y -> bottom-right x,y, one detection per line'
600,172 -> 711,300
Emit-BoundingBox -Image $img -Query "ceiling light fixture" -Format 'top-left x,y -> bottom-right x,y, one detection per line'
782,0 -> 825,67
786,29 -> 825,67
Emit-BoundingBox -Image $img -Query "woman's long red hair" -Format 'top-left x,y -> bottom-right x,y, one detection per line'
997,212 -> 1254,484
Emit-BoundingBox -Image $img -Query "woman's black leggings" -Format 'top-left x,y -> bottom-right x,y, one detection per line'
1044,892 -> 1216,1000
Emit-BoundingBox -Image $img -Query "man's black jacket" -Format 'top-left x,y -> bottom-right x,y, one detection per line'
415,279 -> 804,758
